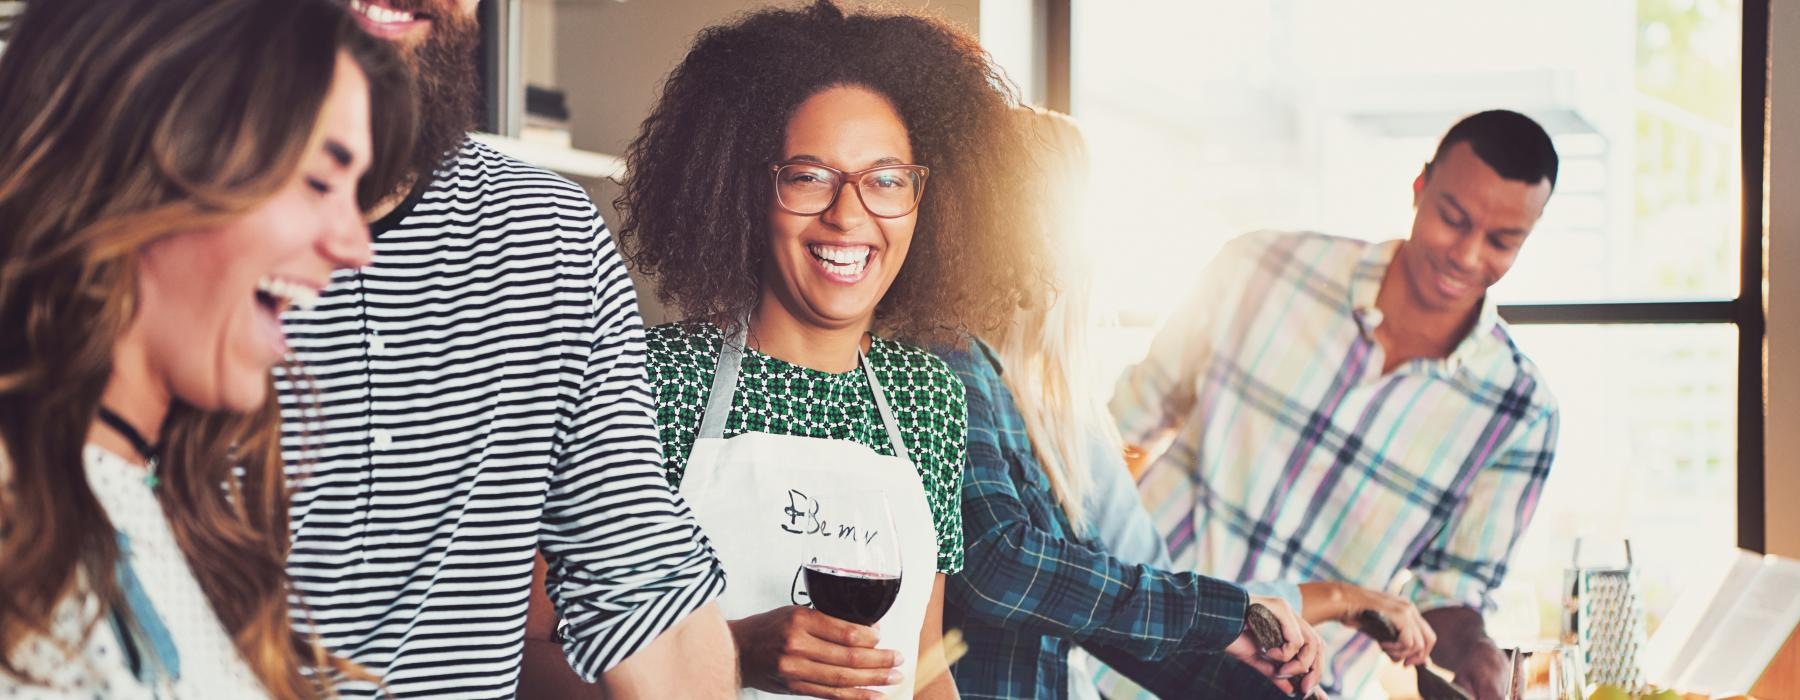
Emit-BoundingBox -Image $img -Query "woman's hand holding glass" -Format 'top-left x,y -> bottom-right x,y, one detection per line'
728,606 -> 901,700
1224,594 -> 1324,697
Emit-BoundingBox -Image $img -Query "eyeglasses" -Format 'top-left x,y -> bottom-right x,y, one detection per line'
768,161 -> 931,219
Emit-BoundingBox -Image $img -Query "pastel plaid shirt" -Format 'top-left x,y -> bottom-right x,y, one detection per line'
1113,231 -> 1559,698
940,341 -> 1289,700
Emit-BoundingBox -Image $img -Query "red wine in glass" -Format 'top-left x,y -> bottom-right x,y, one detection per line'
803,564 -> 902,626
801,489 -> 903,627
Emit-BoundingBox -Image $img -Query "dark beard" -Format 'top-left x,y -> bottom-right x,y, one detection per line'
400,8 -> 480,190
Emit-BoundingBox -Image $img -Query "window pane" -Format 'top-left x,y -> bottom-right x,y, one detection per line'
1070,0 -> 1742,317
1478,324 -> 1736,644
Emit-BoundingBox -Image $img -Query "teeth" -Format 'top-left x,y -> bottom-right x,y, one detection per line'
806,244 -> 871,277
807,244 -> 871,265
257,276 -> 321,310
807,244 -> 869,277
349,0 -> 415,23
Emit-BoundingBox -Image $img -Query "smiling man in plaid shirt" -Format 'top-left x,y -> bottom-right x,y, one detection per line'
1114,110 -> 1561,700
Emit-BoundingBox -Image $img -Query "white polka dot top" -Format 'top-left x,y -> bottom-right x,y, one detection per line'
0,446 -> 268,699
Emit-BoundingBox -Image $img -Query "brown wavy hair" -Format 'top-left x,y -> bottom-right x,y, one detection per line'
0,0 -> 416,696
614,0 -> 1051,342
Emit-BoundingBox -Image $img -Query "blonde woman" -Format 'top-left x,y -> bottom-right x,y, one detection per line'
935,108 -> 1325,699
0,0 -> 414,695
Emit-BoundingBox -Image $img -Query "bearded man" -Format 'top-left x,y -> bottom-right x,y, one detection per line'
279,1 -> 734,696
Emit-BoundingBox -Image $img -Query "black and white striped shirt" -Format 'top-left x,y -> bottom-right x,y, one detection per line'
279,139 -> 726,698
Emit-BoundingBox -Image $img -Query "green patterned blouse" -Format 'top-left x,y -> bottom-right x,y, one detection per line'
645,321 -> 967,573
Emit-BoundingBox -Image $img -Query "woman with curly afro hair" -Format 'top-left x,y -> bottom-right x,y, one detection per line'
614,1 -> 1048,698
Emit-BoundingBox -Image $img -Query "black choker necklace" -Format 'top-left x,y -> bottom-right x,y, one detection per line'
96,406 -> 161,488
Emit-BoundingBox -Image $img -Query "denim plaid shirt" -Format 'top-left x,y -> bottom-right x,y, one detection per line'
940,341 -> 1287,700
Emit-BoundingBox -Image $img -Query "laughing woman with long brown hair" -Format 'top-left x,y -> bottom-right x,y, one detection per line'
0,0 -> 415,696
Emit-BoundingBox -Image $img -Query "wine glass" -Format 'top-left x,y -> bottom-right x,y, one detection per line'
800,489 -> 903,626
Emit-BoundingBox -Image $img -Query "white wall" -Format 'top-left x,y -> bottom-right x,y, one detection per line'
1767,0 -> 1799,559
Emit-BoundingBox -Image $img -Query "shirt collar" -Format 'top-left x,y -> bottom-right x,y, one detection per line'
1349,239 -> 1503,374
971,336 -> 1005,374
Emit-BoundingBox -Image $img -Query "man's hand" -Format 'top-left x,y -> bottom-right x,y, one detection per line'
1356,591 -> 1434,666
1225,595 -> 1324,697
1423,606 -> 1506,700
1299,581 -> 1436,666
729,605 -> 901,700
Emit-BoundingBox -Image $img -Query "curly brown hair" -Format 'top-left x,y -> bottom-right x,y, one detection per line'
614,0 -> 1050,342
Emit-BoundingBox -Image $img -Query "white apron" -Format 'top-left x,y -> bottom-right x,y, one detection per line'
679,326 -> 940,699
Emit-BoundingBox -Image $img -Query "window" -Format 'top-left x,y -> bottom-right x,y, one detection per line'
989,0 -> 1766,654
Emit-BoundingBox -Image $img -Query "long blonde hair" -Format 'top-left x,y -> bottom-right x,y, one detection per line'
0,0 -> 415,695
990,107 -> 1123,532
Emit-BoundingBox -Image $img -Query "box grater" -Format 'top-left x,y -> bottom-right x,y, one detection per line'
1561,539 -> 1646,693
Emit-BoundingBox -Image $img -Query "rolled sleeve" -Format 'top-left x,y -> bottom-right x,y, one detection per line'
540,227 -> 726,680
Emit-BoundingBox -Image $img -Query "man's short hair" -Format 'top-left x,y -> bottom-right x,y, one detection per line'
1430,109 -> 1559,190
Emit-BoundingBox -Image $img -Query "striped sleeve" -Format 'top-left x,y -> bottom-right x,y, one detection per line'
538,211 -> 727,680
